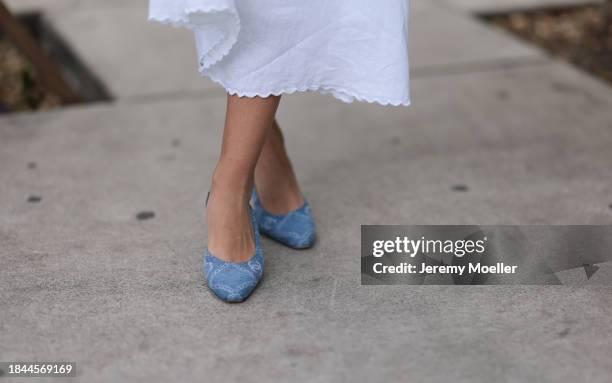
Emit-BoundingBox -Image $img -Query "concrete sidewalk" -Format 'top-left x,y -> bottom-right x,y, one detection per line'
1,0 -> 612,382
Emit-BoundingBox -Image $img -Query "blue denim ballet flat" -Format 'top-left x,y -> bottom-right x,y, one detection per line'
251,189 -> 316,249
204,193 -> 264,303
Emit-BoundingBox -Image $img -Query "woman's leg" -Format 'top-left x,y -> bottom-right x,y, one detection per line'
254,119 -> 305,214
207,94 -> 281,262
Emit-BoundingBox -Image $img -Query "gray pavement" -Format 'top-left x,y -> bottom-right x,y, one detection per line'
434,0 -> 604,13
1,0 -> 612,382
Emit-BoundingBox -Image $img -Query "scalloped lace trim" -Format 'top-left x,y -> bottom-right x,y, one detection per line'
200,71 -> 411,107
149,5 -> 240,69
150,3 -> 409,107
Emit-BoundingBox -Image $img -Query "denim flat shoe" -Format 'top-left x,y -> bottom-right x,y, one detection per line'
204,193 -> 264,303
251,189 -> 316,249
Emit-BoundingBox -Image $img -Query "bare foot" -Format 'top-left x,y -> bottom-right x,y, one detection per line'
206,166 -> 255,263
254,120 -> 305,214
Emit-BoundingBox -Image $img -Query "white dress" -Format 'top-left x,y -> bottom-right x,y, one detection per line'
149,0 -> 410,106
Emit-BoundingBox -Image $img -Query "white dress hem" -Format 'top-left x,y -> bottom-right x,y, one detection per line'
202,69 -> 411,106
149,0 -> 411,107
148,3 -> 240,69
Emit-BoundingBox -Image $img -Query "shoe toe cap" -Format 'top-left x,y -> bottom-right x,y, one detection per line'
204,254 -> 263,302
207,268 -> 259,302
277,217 -> 316,249
288,227 -> 316,249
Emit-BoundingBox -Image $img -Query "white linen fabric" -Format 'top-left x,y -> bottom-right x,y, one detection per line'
149,0 -> 410,106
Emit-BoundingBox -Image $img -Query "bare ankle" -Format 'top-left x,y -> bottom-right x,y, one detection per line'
211,163 -> 253,201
